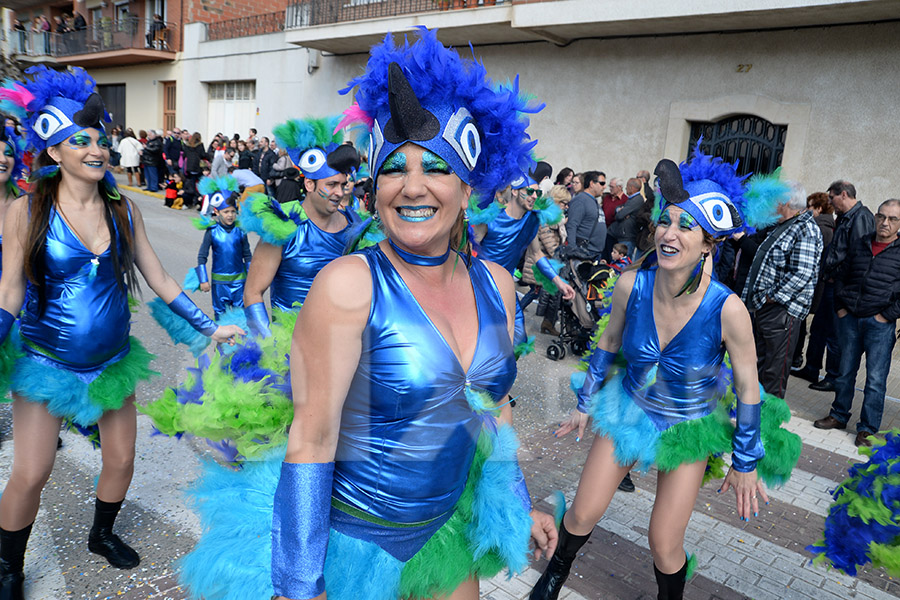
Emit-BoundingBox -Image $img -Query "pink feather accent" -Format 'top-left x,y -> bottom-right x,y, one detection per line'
334,103 -> 374,133
0,82 -> 35,110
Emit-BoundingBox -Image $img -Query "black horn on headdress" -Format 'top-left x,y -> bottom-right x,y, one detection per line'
73,93 -> 106,129
384,62 -> 439,143
653,159 -> 689,204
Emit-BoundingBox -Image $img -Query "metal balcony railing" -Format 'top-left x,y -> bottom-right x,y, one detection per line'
207,11 -> 285,41
285,0 -> 511,29
9,18 -> 178,59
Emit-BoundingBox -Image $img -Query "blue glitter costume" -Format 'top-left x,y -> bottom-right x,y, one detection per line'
173,246 -> 532,600
196,222 -> 250,318
478,209 -> 540,275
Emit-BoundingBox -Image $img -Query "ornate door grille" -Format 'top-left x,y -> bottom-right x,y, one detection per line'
688,115 -> 786,177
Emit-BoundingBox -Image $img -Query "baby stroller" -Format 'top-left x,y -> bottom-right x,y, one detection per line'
545,246 -> 614,361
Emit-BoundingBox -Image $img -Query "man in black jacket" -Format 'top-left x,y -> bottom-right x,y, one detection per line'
814,199 -> 900,446
141,130 -> 165,192
254,137 -> 277,186
164,129 -> 182,176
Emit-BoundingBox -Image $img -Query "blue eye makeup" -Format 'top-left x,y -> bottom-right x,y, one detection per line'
97,134 -> 110,149
67,132 -> 92,148
679,212 -> 699,231
2,144 -> 13,158
657,209 -> 672,226
422,151 -> 450,174
380,151 -> 407,175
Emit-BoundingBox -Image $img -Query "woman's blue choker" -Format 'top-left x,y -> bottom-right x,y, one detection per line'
388,238 -> 450,266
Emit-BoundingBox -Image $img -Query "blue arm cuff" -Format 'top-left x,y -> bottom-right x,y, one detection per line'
732,400 -> 765,472
167,292 -> 217,336
536,257 -> 559,282
0,309 -> 14,345
272,461 -> 335,600
244,302 -> 272,339
513,300 -> 526,347
577,349 -> 615,413
196,265 -> 209,284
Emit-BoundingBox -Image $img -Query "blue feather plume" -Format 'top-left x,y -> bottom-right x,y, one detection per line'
678,140 -> 749,206
467,197 -> 503,225
27,164 -> 59,182
198,174 -> 239,197
741,169 -> 789,230
182,269 -> 200,292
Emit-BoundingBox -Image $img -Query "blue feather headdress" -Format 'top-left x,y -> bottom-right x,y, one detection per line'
338,28 -> 543,198
654,140 -> 749,238
198,174 -> 240,210
272,116 -> 360,180
0,125 -> 27,196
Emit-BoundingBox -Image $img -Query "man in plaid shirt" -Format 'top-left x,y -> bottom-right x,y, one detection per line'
741,182 -> 823,398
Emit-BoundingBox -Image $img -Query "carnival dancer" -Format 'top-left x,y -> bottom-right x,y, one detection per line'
189,175 -> 251,320
0,66 -> 241,599
0,123 -> 26,277
471,167 -> 576,357
529,149 -> 802,600
144,29 -> 558,600
240,116 -> 360,338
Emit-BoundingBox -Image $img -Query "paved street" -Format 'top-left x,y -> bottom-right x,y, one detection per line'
2,182 -> 899,599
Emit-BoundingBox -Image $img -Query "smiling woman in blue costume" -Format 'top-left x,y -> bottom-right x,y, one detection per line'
0,66 -> 242,599
166,29 -> 558,600
529,149 -> 803,600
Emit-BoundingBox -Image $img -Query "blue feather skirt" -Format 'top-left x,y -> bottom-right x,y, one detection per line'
0,334 -> 156,427
177,423 -> 532,600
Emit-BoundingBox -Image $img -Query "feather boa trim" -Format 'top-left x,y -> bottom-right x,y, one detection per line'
466,197 -> 503,226
808,430 -> 900,577
533,195 -> 563,226
5,337 -> 156,426
577,370 -> 800,486
531,259 -> 564,295
139,309 -> 298,464
148,298 -> 212,357
514,336 -> 535,360
175,425 -> 531,599
237,194 -> 306,246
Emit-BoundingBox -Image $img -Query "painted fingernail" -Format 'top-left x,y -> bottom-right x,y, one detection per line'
765,501 -> 770,505
576,437 -> 580,442
754,512 -> 758,517
716,488 -> 721,493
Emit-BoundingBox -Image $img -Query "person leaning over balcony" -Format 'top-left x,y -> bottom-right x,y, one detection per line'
814,199 -> 900,447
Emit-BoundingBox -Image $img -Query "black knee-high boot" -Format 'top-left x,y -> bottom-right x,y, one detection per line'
654,559 -> 688,600
529,519 -> 591,600
0,523 -> 33,600
88,499 -> 140,569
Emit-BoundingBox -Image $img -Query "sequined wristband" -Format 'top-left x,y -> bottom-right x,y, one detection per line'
272,461 -> 335,599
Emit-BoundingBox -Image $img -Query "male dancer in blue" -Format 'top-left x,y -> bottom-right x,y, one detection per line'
193,176 -> 251,319
240,116 -> 360,338
472,168 -> 576,354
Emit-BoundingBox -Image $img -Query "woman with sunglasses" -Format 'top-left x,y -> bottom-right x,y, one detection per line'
530,148 -> 801,600
0,67 -> 240,599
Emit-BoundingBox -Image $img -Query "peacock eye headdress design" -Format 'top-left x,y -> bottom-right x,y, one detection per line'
337,27 -> 543,197
272,116 -> 360,180
198,175 -> 240,210
0,66 -> 110,155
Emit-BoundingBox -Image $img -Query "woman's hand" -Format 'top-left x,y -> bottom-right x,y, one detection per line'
554,409 -> 589,441
211,324 -> 245,345
529,510 -> 558,561
720,467 -> 768,521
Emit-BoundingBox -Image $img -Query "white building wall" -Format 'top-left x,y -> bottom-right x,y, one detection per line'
90,61 -> 182,131
179,19 -> 899,205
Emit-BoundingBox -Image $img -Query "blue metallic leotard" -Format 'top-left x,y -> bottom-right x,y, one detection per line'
19,206 -> 131,376
477,208 -> 540,349
330,244 -> 517,559
270,206 -> 357,310
620,267 -> 731,430
478,209 -> 540,275
198,222 -> 250,318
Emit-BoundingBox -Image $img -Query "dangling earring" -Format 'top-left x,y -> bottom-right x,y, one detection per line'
676,251 -> 707,297
452,216 -> 470,274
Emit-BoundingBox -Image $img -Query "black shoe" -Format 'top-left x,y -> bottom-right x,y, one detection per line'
617,472 -> 635,492
791,357 -> 803,370
809,379 -> 836,392
0,562 -> 24,600
57,437 -> 62,450
530,520 -> 592,600
88,528 -> 140,569
813,415 -> 847,430
792,366 -> 819,384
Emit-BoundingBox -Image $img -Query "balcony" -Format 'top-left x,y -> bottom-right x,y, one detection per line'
283,0 -> 900,54
10,18 -> 178,69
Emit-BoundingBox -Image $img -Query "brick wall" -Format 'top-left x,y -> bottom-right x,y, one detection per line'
179,0 -> 289,24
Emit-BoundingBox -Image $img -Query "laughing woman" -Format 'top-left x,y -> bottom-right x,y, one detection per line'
0,66 -> 241,599
530,151 -> 802,600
